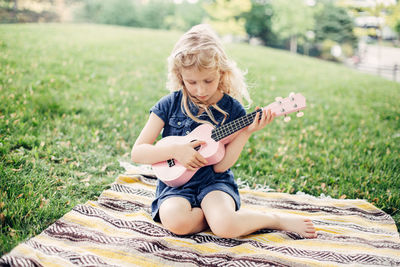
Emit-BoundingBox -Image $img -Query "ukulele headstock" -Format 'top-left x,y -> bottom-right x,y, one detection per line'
267,92 -> 306,122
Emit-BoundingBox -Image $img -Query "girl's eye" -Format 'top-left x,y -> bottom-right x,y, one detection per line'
188,81 -> 196,85
205,80 -> 213,84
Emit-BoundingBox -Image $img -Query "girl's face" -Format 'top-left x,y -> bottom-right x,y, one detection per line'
181,67 -> 222,105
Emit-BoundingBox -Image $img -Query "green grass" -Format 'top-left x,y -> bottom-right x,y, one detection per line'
0,24 -> 399,255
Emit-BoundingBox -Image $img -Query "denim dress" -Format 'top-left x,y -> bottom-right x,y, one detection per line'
150,90 -> 246,221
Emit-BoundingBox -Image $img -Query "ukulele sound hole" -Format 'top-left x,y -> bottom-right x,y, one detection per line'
190,139 -> 201,151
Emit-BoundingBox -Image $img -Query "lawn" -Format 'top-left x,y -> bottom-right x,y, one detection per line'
0,24 -> 399,255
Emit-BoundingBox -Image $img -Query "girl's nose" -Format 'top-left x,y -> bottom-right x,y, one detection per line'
196,83 -> 206,95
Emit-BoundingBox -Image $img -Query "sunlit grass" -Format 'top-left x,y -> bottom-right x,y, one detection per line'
0,23 -> 399,255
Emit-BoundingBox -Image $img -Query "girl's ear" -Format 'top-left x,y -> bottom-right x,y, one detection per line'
177,73 -> 184,85
219,70 -> 225,79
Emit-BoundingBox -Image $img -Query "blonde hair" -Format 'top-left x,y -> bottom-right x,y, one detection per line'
166,24 -> 252,125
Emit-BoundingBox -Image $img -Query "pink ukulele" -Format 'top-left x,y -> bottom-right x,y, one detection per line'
152,93 -> 306,187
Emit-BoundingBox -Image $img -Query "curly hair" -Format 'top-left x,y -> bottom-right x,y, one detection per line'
166,24 -> 252,125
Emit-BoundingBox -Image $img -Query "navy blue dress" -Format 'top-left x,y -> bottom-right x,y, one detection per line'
150,90 -> 246,221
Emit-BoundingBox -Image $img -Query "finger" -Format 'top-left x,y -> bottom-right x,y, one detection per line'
269,110 -> 276,123
192,158 -> 206,168
266,109 -> 272,122
253,108 -> 261,124
188,163 -> 198,170
185,164 -> 196,171
265,109 -> 273,123
185,154 -> 206,169
189,165 -> 200,171
255,109 -> 265,127
190,140 -> 206,148
248,112 -> 258,132
188,157 -> 203,169
196,153 -> 208,165
255,110 -> 263,129
261,109 -> 268,124
191,161 -> 204,169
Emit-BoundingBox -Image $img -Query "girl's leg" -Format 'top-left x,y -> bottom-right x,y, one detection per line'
201,191 -> 317,239
159,197 -> 208,235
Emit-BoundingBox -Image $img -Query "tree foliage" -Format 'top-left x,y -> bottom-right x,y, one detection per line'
164,1 -> 207,31
79,0 -> 138,27
386,2 -> 400,36
314,3 -> 357,46
269,0 -> 314,53
75,0 -> 204,31
241,0 -> 275,45
203,0 -> 251,37
2,0 -> 360,57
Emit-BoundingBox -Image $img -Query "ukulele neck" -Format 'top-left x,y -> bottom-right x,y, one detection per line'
211,109 -> 262,142
210,93 -> 306,142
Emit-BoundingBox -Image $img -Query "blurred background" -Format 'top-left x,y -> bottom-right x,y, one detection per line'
1,0 -> 399,81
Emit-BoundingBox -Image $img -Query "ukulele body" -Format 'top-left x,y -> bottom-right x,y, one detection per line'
152,124 -> 225,187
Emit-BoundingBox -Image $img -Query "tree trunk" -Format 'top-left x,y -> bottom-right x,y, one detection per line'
13,0 -> 18,11
290,35 -> 297,53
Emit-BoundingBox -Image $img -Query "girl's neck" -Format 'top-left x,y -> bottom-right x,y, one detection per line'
204,90 -> 223,105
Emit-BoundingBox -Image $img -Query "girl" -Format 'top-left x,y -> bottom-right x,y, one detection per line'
131,24 -> 317,239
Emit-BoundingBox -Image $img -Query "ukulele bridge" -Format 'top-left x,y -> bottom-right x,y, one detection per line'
167,159 -> 175,167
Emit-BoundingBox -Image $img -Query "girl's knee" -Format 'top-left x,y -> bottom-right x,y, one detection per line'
159,198 -> 203,235
208,214 -> 238,238
161,214 -> 193,235
159,198 -> 191,235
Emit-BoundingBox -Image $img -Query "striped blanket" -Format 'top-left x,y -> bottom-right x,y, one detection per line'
1,168 -> 400,266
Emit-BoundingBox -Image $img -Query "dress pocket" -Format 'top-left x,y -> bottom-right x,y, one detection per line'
167,116 -> 186,136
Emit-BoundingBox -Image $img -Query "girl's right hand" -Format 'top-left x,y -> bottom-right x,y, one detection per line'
174,141 -> 208,171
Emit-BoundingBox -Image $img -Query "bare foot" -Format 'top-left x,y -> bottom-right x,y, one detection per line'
276,214 -> 317,238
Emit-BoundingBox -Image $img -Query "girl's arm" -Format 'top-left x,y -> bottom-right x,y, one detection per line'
131,112 -> 170,164
131,112 -> 207,170
213,108 -> 274,173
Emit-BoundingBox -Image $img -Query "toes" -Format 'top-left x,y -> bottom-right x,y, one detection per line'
304,219 -> 315,226
303,232 -> 318,238
305,221 -> 315,229
306,227 -> 316,233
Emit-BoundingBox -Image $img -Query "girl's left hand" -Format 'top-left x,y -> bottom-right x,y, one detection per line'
245,107 -> 275,134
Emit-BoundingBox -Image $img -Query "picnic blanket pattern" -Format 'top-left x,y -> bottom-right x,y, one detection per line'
1,170 -> 400,266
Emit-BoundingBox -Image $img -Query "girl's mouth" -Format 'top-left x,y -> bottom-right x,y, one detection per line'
197,95 -> 208,100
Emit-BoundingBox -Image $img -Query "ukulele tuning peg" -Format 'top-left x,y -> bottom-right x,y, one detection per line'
284,116 -> 291,122
275,96 -> 283,102
296,111 -> 304,118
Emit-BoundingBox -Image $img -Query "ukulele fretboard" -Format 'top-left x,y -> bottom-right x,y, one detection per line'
211,109 -> 262,142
